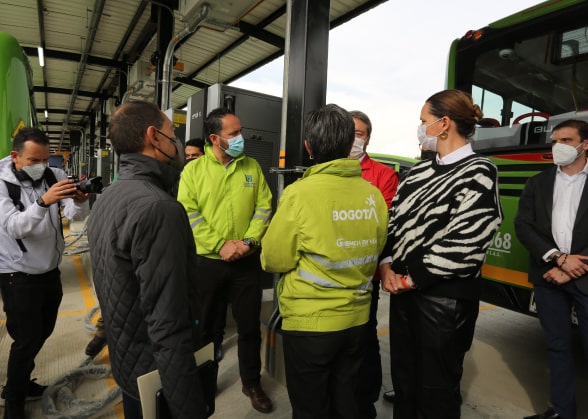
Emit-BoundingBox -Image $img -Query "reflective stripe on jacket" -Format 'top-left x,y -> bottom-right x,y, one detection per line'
261,158 -> 388,332
177,144 -> 272,258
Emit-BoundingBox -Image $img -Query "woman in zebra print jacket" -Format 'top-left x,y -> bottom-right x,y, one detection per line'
379,89 -> 503,419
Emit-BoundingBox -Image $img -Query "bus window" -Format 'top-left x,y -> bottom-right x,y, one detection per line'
510,102 -> 537,125
472,86 -> 503,125
553,25 -> 588,64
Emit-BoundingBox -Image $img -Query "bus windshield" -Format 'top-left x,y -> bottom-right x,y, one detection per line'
450,0 -> 588,152
442,0 -> 588,315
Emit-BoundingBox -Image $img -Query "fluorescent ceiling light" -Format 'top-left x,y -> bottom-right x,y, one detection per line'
38,46 -> 45,67
44,109 -> 48,118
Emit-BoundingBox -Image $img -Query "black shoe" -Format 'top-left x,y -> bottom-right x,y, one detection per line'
0,379 -> 47,407
214,344 -> 224,362
242,385 -> 273,414
523,407 -> 564,419
26,379 -> 47,399
85,335 -> 107,358
382,390 -> 395,403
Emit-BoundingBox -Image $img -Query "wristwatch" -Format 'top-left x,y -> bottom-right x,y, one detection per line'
36,196 -> 49,208
550,251 -> 564,265
242,238 -> 257,248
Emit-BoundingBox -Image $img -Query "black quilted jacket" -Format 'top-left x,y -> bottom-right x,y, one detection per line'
88,153 -> 207,418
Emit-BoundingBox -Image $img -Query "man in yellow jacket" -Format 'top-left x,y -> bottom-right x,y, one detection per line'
177,108 -> 273,414
261,104 -> 388,419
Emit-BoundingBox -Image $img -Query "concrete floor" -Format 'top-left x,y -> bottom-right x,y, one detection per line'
1,220 -> 587,418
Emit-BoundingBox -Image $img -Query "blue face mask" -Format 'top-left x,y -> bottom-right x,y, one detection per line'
220,134 -> 245,158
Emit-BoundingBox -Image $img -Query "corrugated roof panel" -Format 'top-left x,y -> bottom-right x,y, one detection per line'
1,0 -> 388,151
44,60 -> 79,88
331,0 -> 365,19
78,64 -> 117,91
0,1 -> 39,44
264,14 -> 287,37
239,0 -> 286,26
42,0 -> 93,53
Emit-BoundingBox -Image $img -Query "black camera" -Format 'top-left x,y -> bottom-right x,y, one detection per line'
68,176 -> 103,194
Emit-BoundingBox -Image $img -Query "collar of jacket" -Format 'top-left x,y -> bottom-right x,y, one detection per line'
203,142 -> 246,166
0,156 -> 19,184
117,153 -> 179,193
303,158 -> 362,179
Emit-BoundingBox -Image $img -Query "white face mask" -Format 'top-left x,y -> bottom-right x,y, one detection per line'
417,118 -> 442,152
349,137 -> 366,159
552,142 -> 584,166
21,163 -> 47,181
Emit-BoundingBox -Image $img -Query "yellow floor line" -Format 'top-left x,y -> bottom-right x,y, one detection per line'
65,247 -> 124,416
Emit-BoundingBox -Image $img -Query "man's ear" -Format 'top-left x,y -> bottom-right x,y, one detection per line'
148,126 -> 159,140
10,150 -> 18,163
146,126 -> 160,147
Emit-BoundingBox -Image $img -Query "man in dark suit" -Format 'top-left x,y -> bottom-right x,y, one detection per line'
515,119 -> 588,419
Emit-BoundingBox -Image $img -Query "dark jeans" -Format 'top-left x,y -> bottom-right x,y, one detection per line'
357,283 -> 382,419
195,255 -> 262,387
214,290 -> 228,348
0,269 -> 62,401
282,324 -> 367,419
389,292 -> 478,419
534,282 -> 588,419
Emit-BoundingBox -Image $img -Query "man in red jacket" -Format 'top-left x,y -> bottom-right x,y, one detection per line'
350,110 -> 399,418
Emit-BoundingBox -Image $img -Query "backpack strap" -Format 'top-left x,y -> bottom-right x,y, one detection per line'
43,168 -> 64,239
4,180 -> 27,252
44,167 -> 58,187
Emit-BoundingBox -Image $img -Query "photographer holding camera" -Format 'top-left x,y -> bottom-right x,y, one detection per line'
0,127 -> 90,419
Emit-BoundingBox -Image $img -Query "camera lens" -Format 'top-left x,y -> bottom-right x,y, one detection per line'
75,176 -> 103,194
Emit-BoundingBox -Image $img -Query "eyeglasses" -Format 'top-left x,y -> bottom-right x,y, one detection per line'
156,129 -> 177,144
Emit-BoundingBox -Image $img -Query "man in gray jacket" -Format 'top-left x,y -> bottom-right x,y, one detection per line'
87,101 -> 208,418
0,127 -> 90,419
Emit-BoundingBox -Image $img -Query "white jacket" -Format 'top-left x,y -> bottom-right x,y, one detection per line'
0,156 -> 89,274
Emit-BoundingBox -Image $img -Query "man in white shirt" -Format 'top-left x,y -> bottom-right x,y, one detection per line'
515,119 -> 588,419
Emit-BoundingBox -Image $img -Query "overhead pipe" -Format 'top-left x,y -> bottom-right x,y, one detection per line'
161,2 -> 210,111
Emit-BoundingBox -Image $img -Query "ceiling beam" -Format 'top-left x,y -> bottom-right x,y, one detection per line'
22,47 -> 126,70
45,109 -> 89,116
173,77 -> 210,89
34,86 -> 101,98
237,21 -> 284,49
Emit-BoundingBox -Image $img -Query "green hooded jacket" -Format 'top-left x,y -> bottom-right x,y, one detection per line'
261,158 -> 388,332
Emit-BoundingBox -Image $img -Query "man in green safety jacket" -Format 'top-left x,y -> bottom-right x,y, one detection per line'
177,108 -> 273,414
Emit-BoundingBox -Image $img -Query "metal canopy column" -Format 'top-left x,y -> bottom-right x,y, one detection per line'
282,0 -> 330,184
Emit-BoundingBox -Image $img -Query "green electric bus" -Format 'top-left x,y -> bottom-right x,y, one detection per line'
446,0 -> 588,314
0,31 -> 37,159
370,153 -> 418,176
